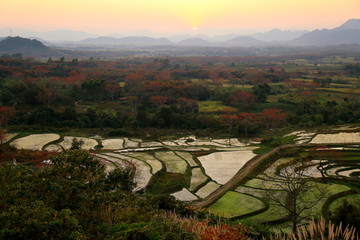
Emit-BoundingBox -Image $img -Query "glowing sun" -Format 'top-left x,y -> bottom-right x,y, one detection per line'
192,27 -> 199,30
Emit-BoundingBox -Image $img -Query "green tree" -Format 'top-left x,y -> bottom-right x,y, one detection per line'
69,58 -> 79,66
330,199 -> 360,234
230,70 -> 246,87
49,150 -> 105,182
0,201 -> 81,240
0,150 -> 198,239
252,83 -> 271,103
70,137 -> 84,150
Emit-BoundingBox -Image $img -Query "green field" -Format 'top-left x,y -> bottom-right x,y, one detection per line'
207,143 -> 360,228
244,203 -> 286,223
207,191 -> 265,218
329,194 -> 360,212
198,101 -> 237,113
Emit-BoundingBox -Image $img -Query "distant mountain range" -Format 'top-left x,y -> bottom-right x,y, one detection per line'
174,38 -> 211,46
224,36 -> 263,47
292,19 -> 360,45
251,29 -> 309,41
335,19 -> 360,31
64,19 -> 360,46
0,19 -> 359,57
0,19 -> 359,46
74,18 -> 359,47
79,36 -> 172,46
293,29 -> 360,45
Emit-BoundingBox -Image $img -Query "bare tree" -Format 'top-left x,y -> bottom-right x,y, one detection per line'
219,114 -> 240,146
261,162 -> 328,233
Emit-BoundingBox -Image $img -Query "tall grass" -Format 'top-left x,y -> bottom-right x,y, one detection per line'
264,217 -> 359,240
157,212 -> 358,240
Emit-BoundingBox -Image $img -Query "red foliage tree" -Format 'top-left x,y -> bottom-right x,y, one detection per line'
238,112 -> 257,137
0,130 -> 5,144
65,72 -> 85,86
211,78 -> 225,87
208,71 -> 219,80
259,108 -> 287,129
155,70 -> 171,81
125,71 -> 146,93
127,96 -> 139,114
230,70 -> 246,87
105,83 -> 121,102
219,114 -> 240,145
177,98 -> 199,113
148,96 -> 169,107
36,88 -> 58,106
143,81 -> 171,95
0,106 -> 13,128
230,91 -> 256,109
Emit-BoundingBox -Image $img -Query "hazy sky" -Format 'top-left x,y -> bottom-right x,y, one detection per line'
1,0 -> 359,35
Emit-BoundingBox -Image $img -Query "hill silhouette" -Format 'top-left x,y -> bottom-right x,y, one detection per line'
335,19 -> 360,31
0,36 -> 63,57
293,19 -> 360,45
0,36 -> 47,50
224,36 -> 263,47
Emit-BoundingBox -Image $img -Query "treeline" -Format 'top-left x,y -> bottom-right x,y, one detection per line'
1,57 -> 360,135
280,93 -> 360,126
12,105 -> 202,130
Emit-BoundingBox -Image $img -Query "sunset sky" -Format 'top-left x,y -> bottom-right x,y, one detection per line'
1,0 -> 359,35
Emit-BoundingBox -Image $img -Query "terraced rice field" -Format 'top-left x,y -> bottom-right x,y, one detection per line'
60,136 -> 98,150
102,153 -> 153,191
6,131 -> 360,228
245,203 -> 286,223
123,152 -> 163,174
208,191 -> 265,218
329,194 -> 360,211
175,151 -> 198,167
6,133 -> 259,198
101,139 -> 124,150
171,188 -> 198,201
3,133 -> 17,143
44,144 -> 63,152
195,181 -> 221,198
310,132 -> 360,144
198,151 -> 256,184
155,151 -> 188,174
123,138 -> 140,148
189,167 -> 209,191
10,134 -> 60,150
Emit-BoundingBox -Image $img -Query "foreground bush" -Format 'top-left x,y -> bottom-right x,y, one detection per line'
159,212 -> 249,240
